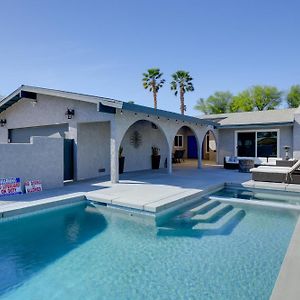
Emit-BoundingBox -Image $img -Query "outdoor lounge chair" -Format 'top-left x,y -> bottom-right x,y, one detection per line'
250,160 -> 300,184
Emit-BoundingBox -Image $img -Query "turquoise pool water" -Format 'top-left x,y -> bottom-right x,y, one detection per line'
0,201 -> 297,300
213,186 -> 300,205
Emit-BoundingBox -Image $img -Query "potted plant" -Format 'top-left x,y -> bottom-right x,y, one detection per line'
119,146 -> 125,174
151,146 -> 160,169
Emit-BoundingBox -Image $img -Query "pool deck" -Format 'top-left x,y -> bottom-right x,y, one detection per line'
0,166 -> 250,218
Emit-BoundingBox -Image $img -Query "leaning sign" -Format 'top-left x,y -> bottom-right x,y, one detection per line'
25,180 -> 42,194
0,178 -> 22,197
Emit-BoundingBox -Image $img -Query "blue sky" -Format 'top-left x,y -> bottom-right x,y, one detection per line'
1,0 -> 300,115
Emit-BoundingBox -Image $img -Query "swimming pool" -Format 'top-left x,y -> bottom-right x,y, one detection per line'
0,200 -> 297,300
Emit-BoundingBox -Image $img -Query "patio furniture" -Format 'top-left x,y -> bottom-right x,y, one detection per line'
173,150 -> 185,163
239,159 -> 254,173
250,160 -> 300,184
224,156 -> 282,169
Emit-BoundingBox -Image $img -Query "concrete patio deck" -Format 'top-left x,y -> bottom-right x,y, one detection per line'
0,166 -> 250,218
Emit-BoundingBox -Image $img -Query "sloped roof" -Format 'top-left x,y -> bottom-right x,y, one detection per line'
0,85 -> 215,126
199,108 -> 296,128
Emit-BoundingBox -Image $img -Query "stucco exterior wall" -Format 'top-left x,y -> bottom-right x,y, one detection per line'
120,120 -> 169,172
9,123 -> 68,143
0,136 -> 63,190
217,125 -> 293,163
0,92 -> 214,184
0,94 -> 114,143
293,109 -> 300,159
77,122 -> 111,180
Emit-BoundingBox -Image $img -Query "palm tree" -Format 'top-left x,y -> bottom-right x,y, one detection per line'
170,70 -> 194,114
142,68 -> 165,109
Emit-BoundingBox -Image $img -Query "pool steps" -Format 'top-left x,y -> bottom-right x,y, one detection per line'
191,203 -> 232,222
192,207 -> 242,230
158,199 -> 245,236
189,199 -> 220,214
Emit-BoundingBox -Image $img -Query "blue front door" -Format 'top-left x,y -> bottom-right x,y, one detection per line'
187,136 -> 198,158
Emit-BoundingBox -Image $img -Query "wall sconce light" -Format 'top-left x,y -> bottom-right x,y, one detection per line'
31,99 -> 38,107
65,108 -> 75,119
0,119 -> 7,127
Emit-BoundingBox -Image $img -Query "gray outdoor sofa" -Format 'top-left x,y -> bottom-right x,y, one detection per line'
250,160 -> 300,184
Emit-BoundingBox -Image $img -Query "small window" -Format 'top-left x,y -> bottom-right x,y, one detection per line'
174,135 -> 183,147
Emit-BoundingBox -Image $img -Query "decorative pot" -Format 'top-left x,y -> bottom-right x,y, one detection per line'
151,155 -> 161,169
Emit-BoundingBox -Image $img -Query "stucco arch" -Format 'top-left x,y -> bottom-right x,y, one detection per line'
200,127 -> 219,165
171,124 -> 202,169
118,119 -> 170,173
201,129 -> 218,165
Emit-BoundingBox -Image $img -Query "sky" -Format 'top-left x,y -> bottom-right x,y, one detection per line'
0,0 -> 300,116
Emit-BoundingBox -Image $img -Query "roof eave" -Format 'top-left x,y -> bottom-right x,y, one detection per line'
216,121 -> 294,129
121,102 -> 216,126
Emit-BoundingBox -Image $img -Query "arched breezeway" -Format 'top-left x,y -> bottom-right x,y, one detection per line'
171,125 -> 201,169
109,110 -> 216,183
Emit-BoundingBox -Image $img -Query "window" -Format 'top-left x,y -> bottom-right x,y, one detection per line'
257,131 -> 277,157
174,135 -> 183,147
236,130 -> 278,157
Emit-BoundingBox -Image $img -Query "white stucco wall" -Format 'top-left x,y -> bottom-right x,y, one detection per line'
0,94 -> 114,143
77,122 -> 111,180
120,120 -> 169,172
0,136 -> 63,190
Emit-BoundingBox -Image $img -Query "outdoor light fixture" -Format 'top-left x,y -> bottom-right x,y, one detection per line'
65,108 -> 75,119
0,119 -> 7,127
283,145 -> 290,160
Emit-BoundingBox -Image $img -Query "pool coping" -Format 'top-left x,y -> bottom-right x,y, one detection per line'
270,217 -> 300,300
0,193 -> 86,219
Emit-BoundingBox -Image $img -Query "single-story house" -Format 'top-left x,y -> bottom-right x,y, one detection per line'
1,85 -> 299,190
0,85 -> 216,189
199,108 -> 300,165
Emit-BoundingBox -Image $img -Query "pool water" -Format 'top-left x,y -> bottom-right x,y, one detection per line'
213,186 -> 300,205
0,201 -> 297,300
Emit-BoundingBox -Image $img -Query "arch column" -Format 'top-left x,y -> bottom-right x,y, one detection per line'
110,120 -> 120,183
197,145 -> 202,169
167,136 -> 173,174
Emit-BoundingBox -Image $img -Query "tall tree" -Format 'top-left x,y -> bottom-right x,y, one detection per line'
231,85 -> 282,111
194,91 -> 233,114
287,85 -> 300,108
142,68 -> 165,109
170,70 -> 194,114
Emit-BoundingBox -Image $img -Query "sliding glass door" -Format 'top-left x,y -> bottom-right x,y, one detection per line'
237,132 -> 256,157
236,130 -> 278,158
257,131 -> 277,157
